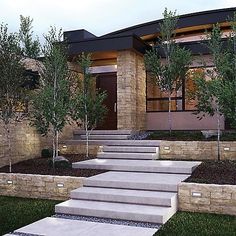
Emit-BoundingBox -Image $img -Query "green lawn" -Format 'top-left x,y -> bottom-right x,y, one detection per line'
154,211 -> 236,236
0,196 -> 60,235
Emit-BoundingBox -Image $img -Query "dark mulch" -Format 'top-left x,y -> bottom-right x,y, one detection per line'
147,130 -> 236,141
0,154 -> 106,177
186,160 -> 236,185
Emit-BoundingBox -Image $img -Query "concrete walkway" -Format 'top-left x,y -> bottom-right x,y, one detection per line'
7,217 -> 158,236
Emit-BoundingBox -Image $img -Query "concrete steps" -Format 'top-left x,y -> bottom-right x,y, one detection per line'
83,171 -> 189,192
73,159 -> 201,174
103,146 -> 158,153
80,134 -> 130,140
97,152 -> 158,160
73,130 -> 132,140
70,187 -> 177,206
55,199 -> 176,224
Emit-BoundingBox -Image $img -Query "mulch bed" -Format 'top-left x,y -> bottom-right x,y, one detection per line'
0,154 -> 106,177
185,160 -> 236,185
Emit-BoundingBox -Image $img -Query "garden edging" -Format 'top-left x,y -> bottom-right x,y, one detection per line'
178,182 -> 236,215
0,173 -> 84,200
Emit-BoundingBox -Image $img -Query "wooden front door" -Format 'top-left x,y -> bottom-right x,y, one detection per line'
96,73 -> 117,130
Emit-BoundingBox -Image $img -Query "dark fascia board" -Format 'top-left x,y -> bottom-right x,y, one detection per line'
154,38 -> 229,57
102,7 -> 236,38
67,34 -> 150,56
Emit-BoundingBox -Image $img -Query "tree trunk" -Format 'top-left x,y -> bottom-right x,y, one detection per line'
217,108 -> 221,161
168,92 -> 172,135
6,124 -> 12,173
52,130 -> 56,171
85,114 -> 89,158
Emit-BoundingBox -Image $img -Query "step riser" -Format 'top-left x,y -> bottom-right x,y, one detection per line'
73,162 -> 192,174
70,192 -> 174,206
55,205 -> 165,224
80,135 -> 130,140
97,153 -> 158,160
74,130 -> 132,135
84,180 -> 178,192
103,146 -> 159,153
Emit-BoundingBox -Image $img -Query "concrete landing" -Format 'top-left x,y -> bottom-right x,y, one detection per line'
84,171 -> 189,192
14,217 -> 157,236
73,159 -> 201,174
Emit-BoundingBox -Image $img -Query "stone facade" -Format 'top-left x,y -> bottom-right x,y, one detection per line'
160,141 -> 236,160
0,173 -> 84,200
0,121 -> 76,168
179,182 -> 236,215
117,50 -> 146,130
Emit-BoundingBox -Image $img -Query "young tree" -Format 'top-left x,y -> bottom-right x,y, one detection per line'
70,53 -> 107,158
145,8 -> 191,134
0,24 -> 26,172
19,15 -> 41,58
190,23 -> 236,160
30,27 -> 71,169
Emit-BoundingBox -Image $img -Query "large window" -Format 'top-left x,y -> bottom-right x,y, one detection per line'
146,69 -> 200,112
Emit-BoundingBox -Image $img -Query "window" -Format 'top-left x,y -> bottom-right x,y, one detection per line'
146,69 -> 201,112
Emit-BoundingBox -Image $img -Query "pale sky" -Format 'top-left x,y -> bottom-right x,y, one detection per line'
1,0 -> 236,38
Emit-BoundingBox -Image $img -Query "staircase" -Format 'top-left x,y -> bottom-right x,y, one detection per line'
56,130 -> 201,225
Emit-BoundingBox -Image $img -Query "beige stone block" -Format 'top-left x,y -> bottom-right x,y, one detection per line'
191,197 -> 210,205
211,192 -> 232,200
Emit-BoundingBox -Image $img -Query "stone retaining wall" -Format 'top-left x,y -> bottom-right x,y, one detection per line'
0,173 -> 84,200
160,141 -> 236,160
179,182 -> 236,215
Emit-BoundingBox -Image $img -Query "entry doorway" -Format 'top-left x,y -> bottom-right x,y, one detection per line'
96,73 -> 117,130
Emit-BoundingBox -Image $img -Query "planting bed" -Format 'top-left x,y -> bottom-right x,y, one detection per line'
0,154 -> 106,177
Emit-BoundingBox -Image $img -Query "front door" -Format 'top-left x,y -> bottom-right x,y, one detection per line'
96,73 -> 117,130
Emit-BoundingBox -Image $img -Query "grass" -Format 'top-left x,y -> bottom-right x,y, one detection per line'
154,211 -> 236,236
147,130 -> 236,141
0,196 -> 60,235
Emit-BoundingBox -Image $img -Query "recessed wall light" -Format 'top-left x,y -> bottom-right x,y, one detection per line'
192,192 -> 202,197
164,146 -> 170,150
7,180 -> 13,184
57,183 -> 64,188
224,147 -> 230,151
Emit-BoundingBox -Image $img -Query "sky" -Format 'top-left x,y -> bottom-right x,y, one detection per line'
0,0 -> 236,39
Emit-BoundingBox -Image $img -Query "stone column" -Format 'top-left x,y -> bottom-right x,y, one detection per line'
117,50 -> 146,130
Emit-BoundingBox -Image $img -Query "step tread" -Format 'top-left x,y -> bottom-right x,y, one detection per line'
71,187 -> 176,206
56,199 -> 171,215
103,146 -> 158,153
74,130 -> 132,135
97,152 -> 157,160
85,171 -> 189,186
73,159 -> 201,174
62,140 -> 160,146
55,199 -> 174,223
80,135 -> 130,140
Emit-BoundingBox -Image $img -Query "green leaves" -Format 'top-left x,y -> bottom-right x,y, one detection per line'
19,15 -> 41,58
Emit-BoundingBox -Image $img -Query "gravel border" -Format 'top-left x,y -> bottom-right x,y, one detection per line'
54,213 -> 161,229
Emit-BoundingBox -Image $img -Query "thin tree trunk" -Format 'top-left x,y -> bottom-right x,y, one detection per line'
52,130 -> 56,171
56,130 -> 59,157
6,124 -> 12,173
217,107 -> 221,161
85,114 -> 89,158
168,92 -> 172,136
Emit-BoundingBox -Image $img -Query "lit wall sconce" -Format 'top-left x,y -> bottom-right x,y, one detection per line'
57,183 -> 64,188
224,147 -> 230,151
62,145 -> 67,149
192,192 -> 202,197
7,180 -> 13,185
164,146 -> 170,150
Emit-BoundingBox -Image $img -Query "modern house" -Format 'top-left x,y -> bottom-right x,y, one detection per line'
64,7 -> 236,131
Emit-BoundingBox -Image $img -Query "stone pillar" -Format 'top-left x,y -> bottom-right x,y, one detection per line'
117,50 -> 146,130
